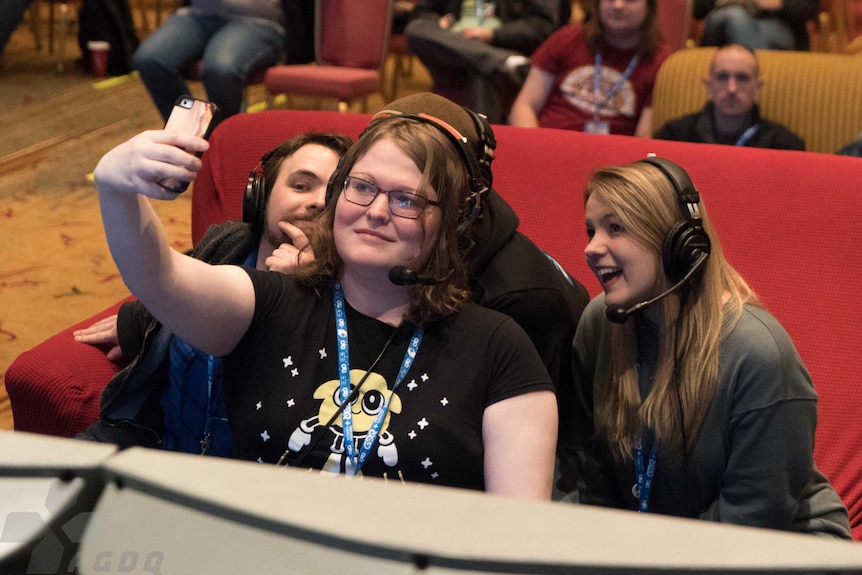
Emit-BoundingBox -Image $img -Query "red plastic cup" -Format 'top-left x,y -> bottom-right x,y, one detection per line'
87,41 -> 110,78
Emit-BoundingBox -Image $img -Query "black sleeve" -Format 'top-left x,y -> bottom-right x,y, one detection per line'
116,300 -> 153,357
777,0 -> 820,26
653,118 -> 686,141
412,0 -> 455,17
693,0 -> 717,20
493,0 -> 561,55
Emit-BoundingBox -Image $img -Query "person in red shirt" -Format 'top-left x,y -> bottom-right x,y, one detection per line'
509,0 -> 669,137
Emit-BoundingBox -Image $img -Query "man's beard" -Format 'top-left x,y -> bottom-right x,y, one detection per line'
264,213 -> 318,248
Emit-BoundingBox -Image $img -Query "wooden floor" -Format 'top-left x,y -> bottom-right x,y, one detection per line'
0,3 -> 432,433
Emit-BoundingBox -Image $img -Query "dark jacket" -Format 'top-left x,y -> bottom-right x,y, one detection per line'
79,221 -> 257,448
412,0 -> 565,54
468,189 -> 590,492
653,102 -> 805,151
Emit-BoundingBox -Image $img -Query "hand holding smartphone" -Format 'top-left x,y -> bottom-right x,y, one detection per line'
158,96 -> 219,194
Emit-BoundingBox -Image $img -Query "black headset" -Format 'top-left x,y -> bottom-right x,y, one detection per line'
242,147 -> 280,240
324,109 -> 496,238
640,157 -> 712,283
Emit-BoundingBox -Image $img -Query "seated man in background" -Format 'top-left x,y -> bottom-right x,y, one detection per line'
74,132 -> 353,455
404,0 -> 567,124
653,44 -> 804,150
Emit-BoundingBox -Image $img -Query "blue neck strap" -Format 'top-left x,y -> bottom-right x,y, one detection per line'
735,123 -> 760,146
594,53 -> 640,120
634,438 -> 657,512
333,282 -> 423,475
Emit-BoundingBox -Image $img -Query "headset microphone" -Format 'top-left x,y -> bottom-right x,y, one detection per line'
388,266 -> 454,286
606,250 -> 709,324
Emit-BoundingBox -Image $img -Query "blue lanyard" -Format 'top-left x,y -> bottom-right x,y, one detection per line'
634,438 -> 657,512
594,53 -> 640,120
735,124 -> 760,146
333,282 -> 423,475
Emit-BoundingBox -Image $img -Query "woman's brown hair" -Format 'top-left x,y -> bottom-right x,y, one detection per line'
295,117 -> 472,324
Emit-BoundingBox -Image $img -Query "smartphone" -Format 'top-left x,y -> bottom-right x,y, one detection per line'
158,96 -> 219,194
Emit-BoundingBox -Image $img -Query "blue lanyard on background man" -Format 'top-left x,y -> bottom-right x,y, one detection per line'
333,282 -> 423,475
593,53 -> 640,120
735,124 -> 760,146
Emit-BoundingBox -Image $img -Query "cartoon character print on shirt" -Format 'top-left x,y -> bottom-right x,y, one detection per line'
560,64 -> 636,119
287,368 -> 402,477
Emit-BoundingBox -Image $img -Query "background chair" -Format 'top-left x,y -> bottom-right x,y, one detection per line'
263,0 -> 393,112
386,0 -> 419,102
657,0 -> 694,51
27,0 -> 82,73
828,0 -> 862,51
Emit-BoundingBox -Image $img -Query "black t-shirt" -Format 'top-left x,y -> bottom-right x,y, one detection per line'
224,271 -> 553,491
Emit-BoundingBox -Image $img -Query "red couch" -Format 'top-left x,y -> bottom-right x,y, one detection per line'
7,110 -> 862,539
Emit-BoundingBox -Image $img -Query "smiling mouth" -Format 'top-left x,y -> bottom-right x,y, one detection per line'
595,266 -> 622,284
356,229 -> 392,242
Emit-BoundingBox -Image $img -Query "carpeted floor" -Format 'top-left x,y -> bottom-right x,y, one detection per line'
0,17 -> 192,431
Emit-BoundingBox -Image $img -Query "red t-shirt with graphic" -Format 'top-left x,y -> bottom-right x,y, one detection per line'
531,26 -> 669,135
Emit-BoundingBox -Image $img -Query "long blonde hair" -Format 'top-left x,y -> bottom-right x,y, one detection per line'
585,162 -> 759,463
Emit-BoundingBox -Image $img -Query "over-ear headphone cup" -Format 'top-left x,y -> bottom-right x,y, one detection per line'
663,221 -> 711,283
242,170 -> 257,225
242,168 -> 267,239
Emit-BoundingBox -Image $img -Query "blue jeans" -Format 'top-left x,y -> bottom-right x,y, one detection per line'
133,7 -> 284,122
700,6 -> 796,50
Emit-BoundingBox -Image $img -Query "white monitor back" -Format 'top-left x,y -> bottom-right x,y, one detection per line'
78,447 -> 862,574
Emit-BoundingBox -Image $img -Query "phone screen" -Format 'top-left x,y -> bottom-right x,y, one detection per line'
158,96 -> 219,193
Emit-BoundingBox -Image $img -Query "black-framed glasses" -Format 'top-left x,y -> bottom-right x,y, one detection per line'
342,176 -> 440,219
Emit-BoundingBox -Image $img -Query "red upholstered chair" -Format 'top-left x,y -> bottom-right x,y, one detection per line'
387,30 -> 414,102
830,0 -> 862,51
657,0 -> 694,51
263,0 -> 393,112
5,298 -> 133,436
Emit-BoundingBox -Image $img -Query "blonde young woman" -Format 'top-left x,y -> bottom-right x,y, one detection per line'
572,159 -> 851,537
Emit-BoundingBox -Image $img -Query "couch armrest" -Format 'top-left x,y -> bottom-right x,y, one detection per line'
6,298 -> 134,437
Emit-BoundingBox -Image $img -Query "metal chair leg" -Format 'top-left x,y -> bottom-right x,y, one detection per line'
56,1 -> 69,74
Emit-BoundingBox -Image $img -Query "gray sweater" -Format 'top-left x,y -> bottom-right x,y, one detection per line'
572,295 -> 851,538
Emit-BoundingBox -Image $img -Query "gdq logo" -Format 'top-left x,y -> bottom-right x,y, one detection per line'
91,551 -> 164,574
0,478 -> 164,574
1,478 -> 87,574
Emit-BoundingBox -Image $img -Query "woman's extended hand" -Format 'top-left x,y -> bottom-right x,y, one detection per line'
93,130 -> 209,200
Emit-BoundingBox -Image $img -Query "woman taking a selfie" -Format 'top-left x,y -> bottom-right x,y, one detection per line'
92,96 -> 557,498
